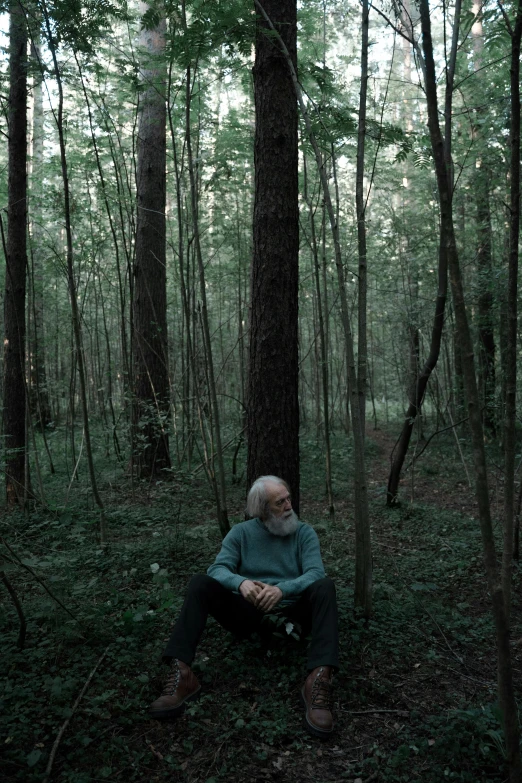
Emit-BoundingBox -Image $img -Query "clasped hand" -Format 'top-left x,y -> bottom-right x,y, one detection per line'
239,579 -> 282,612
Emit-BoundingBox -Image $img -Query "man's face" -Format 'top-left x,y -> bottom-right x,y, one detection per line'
266,483 -> 293,520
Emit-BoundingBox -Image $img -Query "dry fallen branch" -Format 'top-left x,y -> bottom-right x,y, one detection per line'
43,645 -> 110,783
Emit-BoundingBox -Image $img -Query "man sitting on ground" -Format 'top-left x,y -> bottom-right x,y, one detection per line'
149,475 -> 339,737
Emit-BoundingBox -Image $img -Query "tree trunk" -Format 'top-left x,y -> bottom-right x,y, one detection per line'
386,0 -> 460,505
303,155 -> 334,514
356,0 -> 369,436
419,1 -> 521,778
252,0 -> 372,615
28,34 -> 52,433
3,0 -> 28,507
41,0 -> 106,542
248,0 -> 300,511
502,0 -> 522,626
472,3 -> 496,436
185,51 -> 230,538
132,1 -> 171,478
475,169 -> 496,433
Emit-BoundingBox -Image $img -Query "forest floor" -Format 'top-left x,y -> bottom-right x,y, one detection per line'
1,424 -> 521,783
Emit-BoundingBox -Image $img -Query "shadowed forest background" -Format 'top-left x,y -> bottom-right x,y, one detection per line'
2,0 -> 522,781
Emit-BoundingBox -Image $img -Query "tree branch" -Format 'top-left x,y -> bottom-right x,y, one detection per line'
42,646 -> 110,783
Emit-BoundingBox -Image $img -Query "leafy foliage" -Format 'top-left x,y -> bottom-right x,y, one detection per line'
1,430 -> 518,782
44,0 -> 130,54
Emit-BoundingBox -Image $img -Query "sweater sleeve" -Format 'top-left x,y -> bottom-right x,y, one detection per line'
276,525 -> 326,598
206,526 -> 246,592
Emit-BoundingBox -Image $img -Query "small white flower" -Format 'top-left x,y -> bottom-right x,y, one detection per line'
150,563 -> 160,573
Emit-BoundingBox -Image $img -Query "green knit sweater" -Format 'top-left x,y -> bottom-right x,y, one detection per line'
206,518 -> 325,601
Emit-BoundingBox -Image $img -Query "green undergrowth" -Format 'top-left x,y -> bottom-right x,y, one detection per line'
1,429 -> 520,782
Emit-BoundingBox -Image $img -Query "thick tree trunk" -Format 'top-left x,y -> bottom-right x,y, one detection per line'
252,0 -> 372,614
132,2 -> 171,478
247,0 -> 300,511
3,0 -> 28,506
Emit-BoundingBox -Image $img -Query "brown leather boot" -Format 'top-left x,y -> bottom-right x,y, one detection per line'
149,659 -> 201,719
301,666 -> 334,737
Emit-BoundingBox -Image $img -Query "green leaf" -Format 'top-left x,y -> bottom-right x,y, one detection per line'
410,582 -> 438,592
27,749 -> 42,767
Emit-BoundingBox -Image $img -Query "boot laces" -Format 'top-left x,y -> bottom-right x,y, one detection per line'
162,659 -> 181,695
311,667 -> 333,710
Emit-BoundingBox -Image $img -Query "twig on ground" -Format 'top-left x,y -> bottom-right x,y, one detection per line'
1,570 -> 26,649
416,609 -> 464,665
42,645 -> 110,783
440,663 -> 494,686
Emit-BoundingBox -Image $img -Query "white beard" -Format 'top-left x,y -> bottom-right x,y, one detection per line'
263,509 -> 300,537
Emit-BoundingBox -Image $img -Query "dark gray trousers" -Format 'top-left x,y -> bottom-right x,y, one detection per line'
163,574 -> 339,671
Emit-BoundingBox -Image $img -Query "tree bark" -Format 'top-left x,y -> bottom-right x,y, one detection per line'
3,0 -> 28,506
356,0 -> 369,436
252,0 -> 372,615
247,0 -> 300,511
132,1 -> 171,478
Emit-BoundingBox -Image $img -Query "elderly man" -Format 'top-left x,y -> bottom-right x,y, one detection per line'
149,475 -> 339,737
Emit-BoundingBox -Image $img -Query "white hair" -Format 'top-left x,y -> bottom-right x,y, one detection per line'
246,475 -> 289,520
